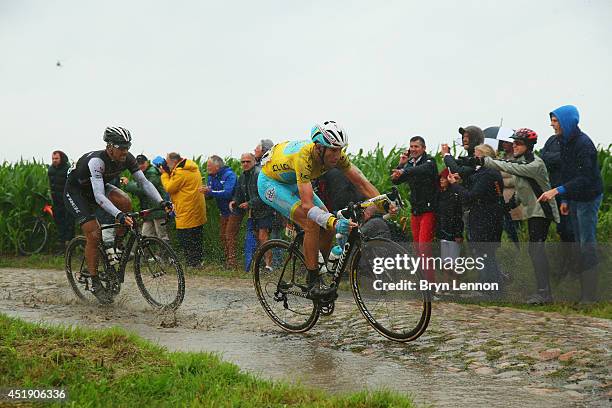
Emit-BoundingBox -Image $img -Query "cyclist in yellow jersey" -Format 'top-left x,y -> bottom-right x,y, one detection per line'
258,121 -> 381,298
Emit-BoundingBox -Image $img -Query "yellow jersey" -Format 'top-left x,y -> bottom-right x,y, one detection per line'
261,140 -> 351,184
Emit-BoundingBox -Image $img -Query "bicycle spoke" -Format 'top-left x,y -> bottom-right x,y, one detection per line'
351,238 -> 430,341
134,237 -> 184,309
253,240 -> 319,332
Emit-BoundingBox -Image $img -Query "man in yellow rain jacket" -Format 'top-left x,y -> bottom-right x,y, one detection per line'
158,152 -> 206,267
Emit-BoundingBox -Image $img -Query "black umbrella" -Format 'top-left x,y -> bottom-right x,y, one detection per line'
483,126 -> 514,147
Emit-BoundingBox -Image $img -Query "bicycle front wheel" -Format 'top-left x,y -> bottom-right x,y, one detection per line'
253,239 -> 319,333
350,238 -> 431,342
134,237 -> 185,310
18,218 -> 48,255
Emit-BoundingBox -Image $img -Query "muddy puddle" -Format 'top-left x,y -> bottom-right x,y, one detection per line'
1,267 -> 605,407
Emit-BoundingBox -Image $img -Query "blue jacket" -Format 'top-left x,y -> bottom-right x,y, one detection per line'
550,105 -> 603,202
207,166 -> 237,216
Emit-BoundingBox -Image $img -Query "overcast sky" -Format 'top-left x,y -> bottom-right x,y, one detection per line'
1,0 -> 611,163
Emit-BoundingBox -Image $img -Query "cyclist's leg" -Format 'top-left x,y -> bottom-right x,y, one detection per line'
82,219 -> 102,276
258,173 -> 328,270
64,185 -> 100,275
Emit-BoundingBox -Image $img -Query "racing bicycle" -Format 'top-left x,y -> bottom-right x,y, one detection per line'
253,188 -> 431,342
17,193 -> 54,255
65,208 -> 185,310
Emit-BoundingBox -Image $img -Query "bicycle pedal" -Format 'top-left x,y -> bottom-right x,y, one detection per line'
319,301 -> 335,316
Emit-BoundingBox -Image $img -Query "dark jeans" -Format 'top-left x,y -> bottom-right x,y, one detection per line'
527,217 -> 552,298
176,225 -> 204,267
503,213 -> 519,244
569,194 -> 603,301
52,196 -> 75,243
569,195 -> 602,267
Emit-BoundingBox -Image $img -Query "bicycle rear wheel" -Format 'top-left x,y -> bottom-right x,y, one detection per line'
18,218 -> 48,255
134,237 -> 185,310
350,238 -> 431,342
253,239 -> 319,333
65,236 -> 114,304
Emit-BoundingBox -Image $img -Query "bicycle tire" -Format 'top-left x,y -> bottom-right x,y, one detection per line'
134,236 -> 185,310
65,236 -> 114,304
350,238 -> 431,342
18,218 -> 48,255
253,239 -> 319,333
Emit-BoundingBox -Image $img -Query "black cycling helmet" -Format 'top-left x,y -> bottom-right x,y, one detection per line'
103,126 -> 132,148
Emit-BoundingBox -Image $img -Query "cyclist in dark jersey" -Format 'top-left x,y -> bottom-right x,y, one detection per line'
64,126 -> 172,301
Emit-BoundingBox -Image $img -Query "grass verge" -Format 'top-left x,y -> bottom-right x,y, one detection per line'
0,313 -> 415,407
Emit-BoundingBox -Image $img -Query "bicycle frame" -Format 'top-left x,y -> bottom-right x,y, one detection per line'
277,216 -> 365,297
98,223 -> 138,284
98,208 -> 166,284
286,187 -> 402,291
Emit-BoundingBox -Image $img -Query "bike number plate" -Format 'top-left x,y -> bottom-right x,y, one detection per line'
285,224 -> 296,239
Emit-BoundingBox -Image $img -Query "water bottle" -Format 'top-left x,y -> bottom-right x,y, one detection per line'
105,247 -> 122,266
326,245 -> 343,271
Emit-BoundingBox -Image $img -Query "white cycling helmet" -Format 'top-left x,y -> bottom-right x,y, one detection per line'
311,120 -> 348,148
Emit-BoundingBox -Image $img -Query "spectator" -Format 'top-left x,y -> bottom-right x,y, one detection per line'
202,155 -> 239,269
483,129 -> 560,304
540,133 -> 576,277
538,105 -> 603,303
498,140 -> 514,158
442,126 -> 485,186
360,205 -> 392,240
447,144 -> 505,295
254,139 -> 275,165
436,168 -> 464,284
121,154 -> 169,243
254,139 -> 285,244
159,152 -> 206,267
48,150 -> 75,251
230,153 -> 275,270
391,136 -> 438,282
498,141 -> 525,245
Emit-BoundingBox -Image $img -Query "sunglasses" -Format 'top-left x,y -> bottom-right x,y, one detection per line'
112,144 -> 131,151
241,160 -> 253,164
512,140 -> 525,146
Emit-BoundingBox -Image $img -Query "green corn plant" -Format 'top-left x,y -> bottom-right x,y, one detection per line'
0,159 -> 51,254
2,144 -> 611,255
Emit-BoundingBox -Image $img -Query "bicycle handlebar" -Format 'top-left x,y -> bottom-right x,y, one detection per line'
99,207 -> 172,231
337,187 -> 403,222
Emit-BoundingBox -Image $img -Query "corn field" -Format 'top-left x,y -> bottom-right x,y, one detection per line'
1,145 -> 610,256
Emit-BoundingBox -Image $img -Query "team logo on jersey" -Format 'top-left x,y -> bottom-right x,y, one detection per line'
265,187 -> 276,202
272,163 -> 290,172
